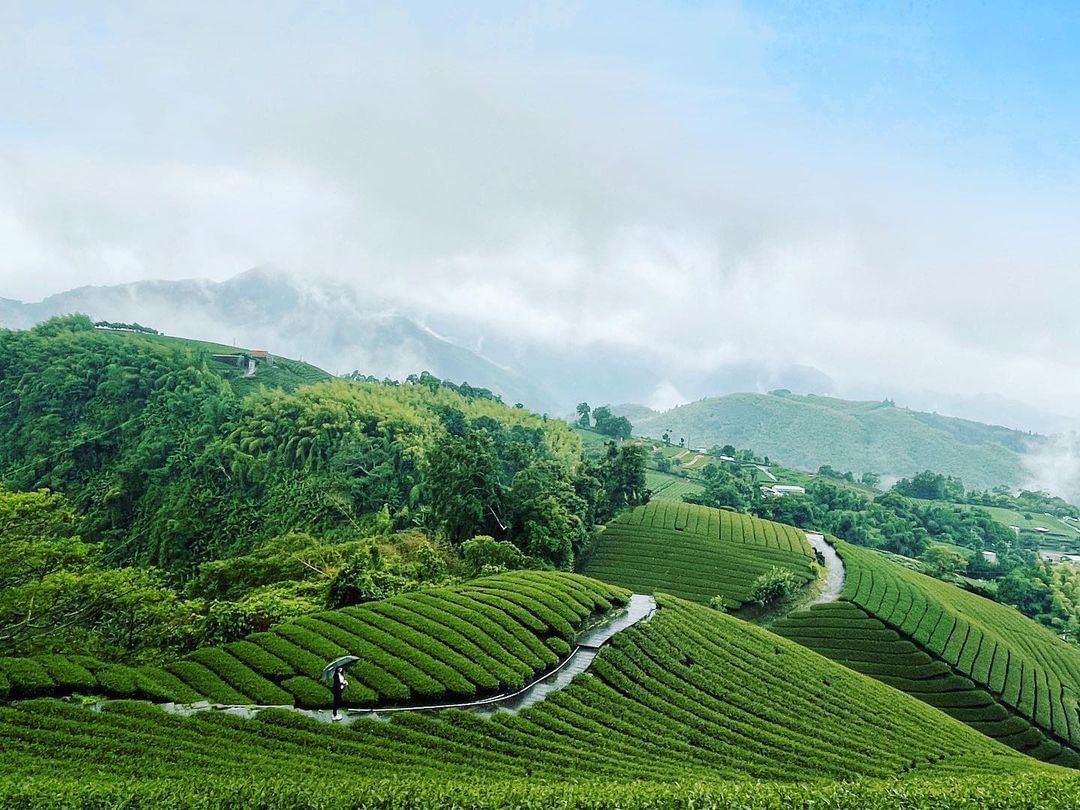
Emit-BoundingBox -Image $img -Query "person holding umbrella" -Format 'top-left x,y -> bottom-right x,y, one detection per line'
331,666 -> 348,721
319,655 -> 360,722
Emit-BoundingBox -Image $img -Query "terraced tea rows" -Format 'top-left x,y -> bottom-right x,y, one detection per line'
583,501 -> 814,606
774,542 -> 1080,766
644,470 -> 703,501
0,572 -> 626,709
0,595 -> 1049,808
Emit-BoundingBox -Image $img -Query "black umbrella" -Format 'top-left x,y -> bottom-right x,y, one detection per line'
319,655 -> 360,684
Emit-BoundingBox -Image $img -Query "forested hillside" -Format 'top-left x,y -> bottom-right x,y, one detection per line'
0,316 -> 647,663
628,391 -> 1040,490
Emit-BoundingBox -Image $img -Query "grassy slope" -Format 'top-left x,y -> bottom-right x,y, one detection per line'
0,572 -> 627,709
582,501 -> 814,607
0,595 -> 1059,807
644,469 -> 704,501
631,392 -> 1039,490
775,542 -> 1080,766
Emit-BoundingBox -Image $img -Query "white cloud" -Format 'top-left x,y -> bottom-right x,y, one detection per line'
1024,433 -> 1080,503
1,2 -> 1079,421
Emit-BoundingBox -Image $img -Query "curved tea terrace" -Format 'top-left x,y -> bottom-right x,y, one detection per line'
152,594 -> 657,724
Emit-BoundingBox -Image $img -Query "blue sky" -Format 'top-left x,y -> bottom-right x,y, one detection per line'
749,1 -> 1080,183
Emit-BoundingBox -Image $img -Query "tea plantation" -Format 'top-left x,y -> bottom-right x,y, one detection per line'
3,592 -> 1070,808
774,541 -> 1080,766
0,572 -> 625,708
582,501 -> 815,606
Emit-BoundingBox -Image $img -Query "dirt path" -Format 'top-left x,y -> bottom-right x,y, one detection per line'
804,532 -> 845,606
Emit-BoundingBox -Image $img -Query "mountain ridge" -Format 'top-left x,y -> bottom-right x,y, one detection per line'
623,391 -> 1045,490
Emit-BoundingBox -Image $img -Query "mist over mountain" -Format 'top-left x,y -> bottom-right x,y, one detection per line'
1,268 -> 1073,445
0,269 -> 837,414
0,268 -> 554,409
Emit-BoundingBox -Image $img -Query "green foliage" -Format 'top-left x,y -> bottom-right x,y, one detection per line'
708,594 -> 734,612
921,544 -> 970,578
461,535 -> 529,576
200,584 -> 322,646
0,596 -> 1057,807
630,391 -> 1037,491
591,405 -> 633,440
765,479 -> 1022,566
583,501 -> 814,606
425,429 -> 503,544
894,470 -> 967,501
685,462 -> 756,511
93,321 -> 160,335
0,324 -> 588,575
747,566 -> 802,607
575,401 -> 591,428
0,488 -> 202,662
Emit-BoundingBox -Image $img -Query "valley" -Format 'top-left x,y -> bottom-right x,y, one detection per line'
4,318 -> 1080,807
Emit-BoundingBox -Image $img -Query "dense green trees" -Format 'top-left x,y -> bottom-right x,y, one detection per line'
894,470 -> 967,501
685,462 -> 757,511
591,405 -> 632,440
0,488 -> 201,662
0,320 -> 650,663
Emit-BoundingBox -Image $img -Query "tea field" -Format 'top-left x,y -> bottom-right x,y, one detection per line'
582,501 -> 815,607
0,572 -> 625,708
643,470 -> 704,501
2,592 -> 1067,808
774,541 -> 1080,766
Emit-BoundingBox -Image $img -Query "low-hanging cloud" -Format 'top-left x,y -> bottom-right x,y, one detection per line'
1023,433 -> 1080,504
2,2 -> 1080,423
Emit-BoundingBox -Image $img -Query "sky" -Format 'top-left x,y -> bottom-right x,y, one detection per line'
2,1 -> 1080,420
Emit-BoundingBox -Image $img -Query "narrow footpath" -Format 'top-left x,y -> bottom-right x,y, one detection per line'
804,532 -> 845,606
154,594 -> 657,724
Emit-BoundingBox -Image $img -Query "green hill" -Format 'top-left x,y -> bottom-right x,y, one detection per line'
104,329 -> 333,396
774,541 -> 1080,766
582,501 -> 815,608
0,316 -> 588,572
0,572 -> 627,708
627,392 -> 1042,490
0,584 -> 1060,807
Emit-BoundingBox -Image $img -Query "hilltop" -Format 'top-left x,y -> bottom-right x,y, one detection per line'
0,269 -> 552,410
624,391 -> 1043,491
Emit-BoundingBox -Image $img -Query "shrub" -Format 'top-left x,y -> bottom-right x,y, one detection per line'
0,657 -> 54,697
224,640 -> 295,679
545,637 -> 572,658
749,567 -> 803,607
709,595 -> 734,612
35,655 -> 97,691
281,675 -> 332,709
94,665 -> 140,697
462,535 -> 528,576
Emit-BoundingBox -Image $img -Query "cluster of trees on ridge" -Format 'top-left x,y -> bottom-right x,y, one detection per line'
575,402 -> 633,440
0,315 -> 648,663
